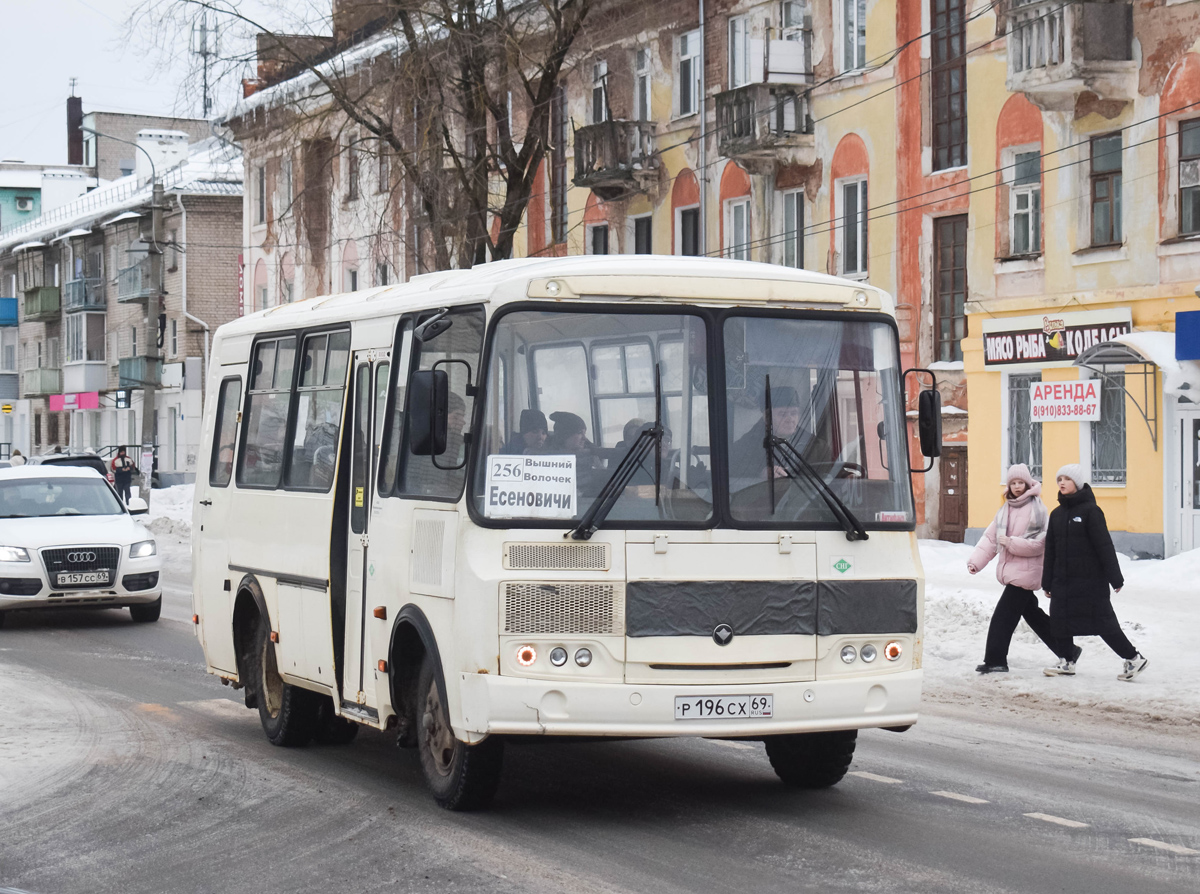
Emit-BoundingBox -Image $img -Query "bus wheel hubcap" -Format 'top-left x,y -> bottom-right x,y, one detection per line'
422,681 -> 455,776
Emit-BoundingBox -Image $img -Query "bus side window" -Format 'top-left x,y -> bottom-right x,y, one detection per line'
285,329 -> 351,491
378,321 -> 414,496
238,335 -> 296,488
209,377 -> 242,488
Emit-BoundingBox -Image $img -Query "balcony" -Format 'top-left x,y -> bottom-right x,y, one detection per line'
63,277 -> 106,312
117,260 -> 157,303
716,84 -> 814,172
23,286 -> 61,322
1006,0 -> 1136,109
23,367 -> 62,397
572,120 -> 658,200
0,297 -> 16,326
119,355 -> 162,389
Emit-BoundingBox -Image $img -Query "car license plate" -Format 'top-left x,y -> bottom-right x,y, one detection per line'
56,571 -> 110,586
674,695 -> 773,720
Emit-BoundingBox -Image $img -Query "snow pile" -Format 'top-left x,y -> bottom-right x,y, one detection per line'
144,483 -> 194,544
920,539 -> 1200,726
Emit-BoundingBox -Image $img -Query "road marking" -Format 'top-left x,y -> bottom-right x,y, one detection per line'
930,790 -> 989,804
1024,812 -> 1089,829
849,771 -> 904,784
707,739 -> 757,751
1129,838 -> 1200,856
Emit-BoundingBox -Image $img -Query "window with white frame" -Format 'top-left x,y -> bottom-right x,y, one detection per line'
1,328 -> 17,372
636,48 -> 652,121
840,0 -> 866,72
592,61 -> 609,124
782,0 -> 806,38
346,268 -> 358,292
130,326 -> 137,358
1010,150 -> 1041,256
677,206 -> 700,255
729,15 -> 751,88
839,178 -> 868,276
725,198 -> 751,260
678,31 -> 701,117
170,318 -> 178,356
588,224 -> 610,255
256,165 -> 266,224
1180,118 -> 1200,236
781,189 -> 804,268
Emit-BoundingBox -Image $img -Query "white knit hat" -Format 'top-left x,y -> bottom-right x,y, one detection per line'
1055,463 -> 1086,489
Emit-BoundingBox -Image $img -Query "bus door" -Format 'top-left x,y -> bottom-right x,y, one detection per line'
343,350 -> 390,707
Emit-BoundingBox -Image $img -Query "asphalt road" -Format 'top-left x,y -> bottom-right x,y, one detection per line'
0,564 -> 1197,894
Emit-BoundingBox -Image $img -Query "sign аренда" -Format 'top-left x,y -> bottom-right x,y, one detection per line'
1029,380 -> 1101,422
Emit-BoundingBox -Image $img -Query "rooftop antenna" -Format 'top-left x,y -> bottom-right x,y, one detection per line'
191,11 -> 219,117
69,77 -> 78,97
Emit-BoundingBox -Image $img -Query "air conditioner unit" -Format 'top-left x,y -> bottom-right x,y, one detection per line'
15,197 -> 33,212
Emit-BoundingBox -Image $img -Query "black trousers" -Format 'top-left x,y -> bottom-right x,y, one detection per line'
115,475 -> 132,503
984,585 -> 1075,665
1099,629 -> 1137,661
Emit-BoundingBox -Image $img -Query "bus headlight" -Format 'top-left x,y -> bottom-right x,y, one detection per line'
860,644 -> 878,663
574,648 -> 592,667
516,645 -> 537,666
549,647 -> 567,667
840,645 -> 857,664
885,641 -> 903,661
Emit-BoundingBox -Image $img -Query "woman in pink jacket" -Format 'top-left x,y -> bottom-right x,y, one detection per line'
967,464 -> 1079,674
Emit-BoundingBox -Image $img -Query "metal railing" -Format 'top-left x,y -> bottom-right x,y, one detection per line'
1009,0 -> 1065,73
572,120 -> 657,192
63,277 -> 106,312
22,367 -> 62,396
117,261 -> 156,302
716,84 -> 812,156
23,286 -> 61,321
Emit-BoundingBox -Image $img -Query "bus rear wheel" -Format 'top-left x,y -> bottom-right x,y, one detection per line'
416,656 -> 503,810
764,730 -> 857,788
251,618 -> 317,747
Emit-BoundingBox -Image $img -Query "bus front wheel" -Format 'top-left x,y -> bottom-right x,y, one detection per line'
764,729 -> 857,788
251,618 -> 317,747
416,656 -> 503,810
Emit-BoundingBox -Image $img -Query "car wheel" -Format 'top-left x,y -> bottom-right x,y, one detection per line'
416,654 -> 503,810
250,617 -> 317,747
0,611 -> 6,629
764,730 -> 857,788
129,597 -> 162,623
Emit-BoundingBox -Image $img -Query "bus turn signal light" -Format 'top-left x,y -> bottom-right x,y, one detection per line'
516,645 -> 537,666
885,641 -> 903,661
373,606 -> 387,620
269,631 -> 279,643
378,659 -> 388,673
192,614 -> 199,625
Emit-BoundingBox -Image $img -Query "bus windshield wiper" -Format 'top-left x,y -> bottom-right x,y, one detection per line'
569,364 -> 664,541
764,376 -> 868,542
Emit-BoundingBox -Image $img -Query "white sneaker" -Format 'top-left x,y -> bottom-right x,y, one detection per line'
1118,653 -> 1148,682
1044,657 -> 1076,676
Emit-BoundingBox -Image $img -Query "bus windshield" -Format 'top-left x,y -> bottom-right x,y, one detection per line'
470,307 -> 913,529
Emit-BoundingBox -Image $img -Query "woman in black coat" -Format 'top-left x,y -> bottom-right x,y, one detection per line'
1041,464 -> 1148,681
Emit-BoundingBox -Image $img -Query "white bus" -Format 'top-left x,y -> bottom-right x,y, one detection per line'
192,256 -> 941,810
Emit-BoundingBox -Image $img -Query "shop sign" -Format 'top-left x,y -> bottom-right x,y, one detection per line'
49,392 -> 100,412
981,309 -> 1132,369
1,405 -> 10,414
1030,380 -> 1101,422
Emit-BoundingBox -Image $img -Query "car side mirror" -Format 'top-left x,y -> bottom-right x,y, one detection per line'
127,497 -> 149,515
408,369 -> 449,456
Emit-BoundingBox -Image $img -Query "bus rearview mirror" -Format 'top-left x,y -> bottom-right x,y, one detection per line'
409,369 -> 449,456
918,389 -> 942,459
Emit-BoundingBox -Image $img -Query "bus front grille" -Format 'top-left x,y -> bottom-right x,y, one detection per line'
503,542 -> 610,571
503,582 -> 622,635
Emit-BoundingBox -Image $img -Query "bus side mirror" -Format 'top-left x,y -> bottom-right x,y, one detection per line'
408,369 -> 449,456
918,389 -> 942,459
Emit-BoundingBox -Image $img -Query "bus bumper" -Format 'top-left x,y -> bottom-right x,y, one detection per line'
457,669 -> 922,738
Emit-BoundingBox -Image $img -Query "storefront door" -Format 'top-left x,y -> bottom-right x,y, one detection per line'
1178,408 -> 1200,552
940,446 -> 967,542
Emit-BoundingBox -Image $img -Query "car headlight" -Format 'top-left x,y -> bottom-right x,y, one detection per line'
0,546 -> 30,562
129,540 -> 157,559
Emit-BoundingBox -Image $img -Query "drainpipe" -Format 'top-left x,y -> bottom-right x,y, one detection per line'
698,0 -> 707,255
175,193 -> 210,382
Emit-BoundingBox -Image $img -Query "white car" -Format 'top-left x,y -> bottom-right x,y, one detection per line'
0,465 -> 162,626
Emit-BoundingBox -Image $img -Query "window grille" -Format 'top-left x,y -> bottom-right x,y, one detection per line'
1007,373 -> 1042,480
1091,372 -> 1126,484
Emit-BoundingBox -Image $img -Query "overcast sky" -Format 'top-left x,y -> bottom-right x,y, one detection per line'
0,0 -> 296,167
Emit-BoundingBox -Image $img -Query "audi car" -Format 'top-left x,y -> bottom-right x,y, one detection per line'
0,465 -> 162,627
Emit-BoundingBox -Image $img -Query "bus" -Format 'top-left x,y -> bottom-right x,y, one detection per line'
192,255 -> 940,810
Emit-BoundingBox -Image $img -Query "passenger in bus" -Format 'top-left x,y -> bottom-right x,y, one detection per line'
547,410 -> 599,491
730,385 -> 831,483
503,409 -> 548,455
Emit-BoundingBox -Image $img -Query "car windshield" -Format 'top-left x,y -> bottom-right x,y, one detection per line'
0,477 -> 125,518
724,316 -> 913,526
472,309 -> 713,524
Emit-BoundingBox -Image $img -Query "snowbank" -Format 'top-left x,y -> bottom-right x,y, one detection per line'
921,539 -> 1199,726
144,484 -> 194,547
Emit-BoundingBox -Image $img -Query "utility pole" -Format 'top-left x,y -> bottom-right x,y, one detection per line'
141,179 -> 166,507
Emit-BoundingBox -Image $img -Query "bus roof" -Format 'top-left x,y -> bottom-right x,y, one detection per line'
217,255 -> 893,340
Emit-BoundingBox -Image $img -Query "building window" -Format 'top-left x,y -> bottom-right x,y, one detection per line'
1091,372 -> 1126,484
729,15 -> 750,88
678,30 -> 700,117
839,178 -> 868,276
782,1 -> 806,38
725,198 -> 751,260
347,268 -> 359,292
841,0 -> 866,72
678,207 -> 700,256
1091,133 -> 1122,246
634,216 -> 652,254
636,48 -> 652,121
781,189 -> 803,268
66,313 -> 105,363
377,142 -> 390,194
1180,119 -> 1200,235
932,0 -> 967,171
592,61 -> 609,124
256,165 -> 266,224
933,215 -> 968,362
1007,373 -> 1042,480
588,224 -> 610,255
376,262 -> 389,286
281,155 -> 293,212
347,135 -> 360,201
167,228 -> 179,271
550,86 -> 568,244
170,318 -> 178,356
130,326 -> 137,358
1010,151 -> 1041,256
259,285 -> 268,309
283,280 -> 294,303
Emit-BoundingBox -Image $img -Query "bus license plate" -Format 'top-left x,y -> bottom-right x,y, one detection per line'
674,695 -> 773,720
56,571 -> 110,586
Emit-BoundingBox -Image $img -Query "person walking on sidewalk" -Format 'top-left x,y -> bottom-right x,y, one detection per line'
1042,464 -> 1149,681
111,447 -> 134,504
967,464 -> 1078,674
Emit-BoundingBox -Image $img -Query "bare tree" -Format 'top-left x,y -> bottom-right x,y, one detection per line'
134,0 -> 596,271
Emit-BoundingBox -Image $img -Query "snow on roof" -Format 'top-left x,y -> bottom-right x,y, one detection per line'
103,211 -> 143,226
51,228 -> 94,242
1112,331 -> 1200,396
0,137 -> 242,253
